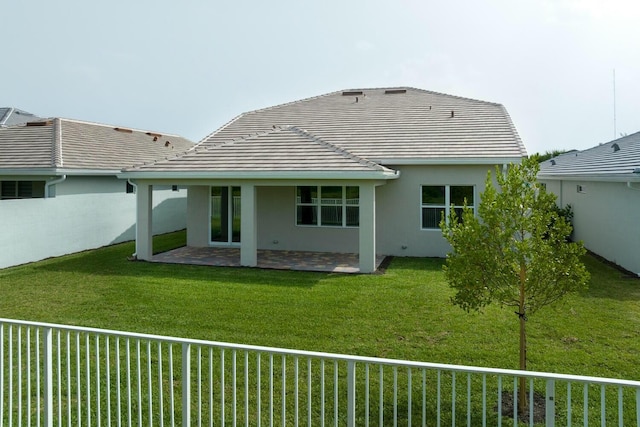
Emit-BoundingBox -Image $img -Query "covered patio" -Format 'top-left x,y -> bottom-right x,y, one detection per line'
150,246 -> 387,273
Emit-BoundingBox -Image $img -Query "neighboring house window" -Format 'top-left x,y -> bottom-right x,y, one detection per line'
126,182 -> 135,194
0,181 -> 45,200
296,186 -> 359,227
421,185 -> 474,229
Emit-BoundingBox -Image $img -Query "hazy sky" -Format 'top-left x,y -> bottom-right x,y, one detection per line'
3,0 -> 639,154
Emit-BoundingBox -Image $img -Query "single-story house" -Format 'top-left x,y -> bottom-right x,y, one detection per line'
539,132 -> 640,276
0,116 -> 195,268
120,87 -> 527,273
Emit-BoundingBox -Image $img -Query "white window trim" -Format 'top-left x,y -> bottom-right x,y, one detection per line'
295,185 -> 360,228
420,184 -> 476,230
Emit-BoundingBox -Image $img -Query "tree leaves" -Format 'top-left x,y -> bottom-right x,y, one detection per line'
440,157 -> 590,316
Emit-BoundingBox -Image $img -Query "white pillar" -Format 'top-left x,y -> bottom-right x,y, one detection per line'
240,184 -> 257,267
136,183 -> 153,260
359,183 -> 376,273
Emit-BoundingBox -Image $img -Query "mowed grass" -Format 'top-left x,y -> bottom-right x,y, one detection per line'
0,231 -> 638,382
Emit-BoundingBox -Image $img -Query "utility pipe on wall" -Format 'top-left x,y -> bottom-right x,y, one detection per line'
45,175 -> 66,198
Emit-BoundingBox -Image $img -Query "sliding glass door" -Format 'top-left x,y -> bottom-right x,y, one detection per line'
210,186 -> 241,244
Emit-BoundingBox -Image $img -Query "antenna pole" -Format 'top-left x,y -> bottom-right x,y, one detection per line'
613,68 -> 617,139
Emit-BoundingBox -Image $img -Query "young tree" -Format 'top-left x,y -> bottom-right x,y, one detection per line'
440,156 -> 590,414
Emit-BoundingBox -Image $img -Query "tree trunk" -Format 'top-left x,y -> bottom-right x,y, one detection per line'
519,263 -> 527,415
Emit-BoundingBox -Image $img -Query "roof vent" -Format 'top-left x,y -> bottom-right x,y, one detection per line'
612,143 -> 620,152
550,159 -> 556,165
26,120 -> 53,126
384,89 -> 406,95
342,91 -> 363,96
114,127 -> 133,133
450,111 -> 455,118
146,132 -> 162,138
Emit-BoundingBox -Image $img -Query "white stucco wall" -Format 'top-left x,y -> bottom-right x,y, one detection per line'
376,164 -> 497,257
540,178 -> 640,276
0,178 -> 187,269
257,186 -> 360,253
183,164 -> 500,257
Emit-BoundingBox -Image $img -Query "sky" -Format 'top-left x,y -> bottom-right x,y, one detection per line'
3,0 -> 640,155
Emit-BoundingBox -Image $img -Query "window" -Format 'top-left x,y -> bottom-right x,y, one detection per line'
421,185 -> 474,229
0,181 -> 45,200
296,186 -> 359,227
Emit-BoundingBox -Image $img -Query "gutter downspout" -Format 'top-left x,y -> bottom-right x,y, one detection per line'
45,175 -> 66,198
127,179 -> 138,258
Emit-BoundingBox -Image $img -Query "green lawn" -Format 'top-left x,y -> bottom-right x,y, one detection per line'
0,230 -> 638,382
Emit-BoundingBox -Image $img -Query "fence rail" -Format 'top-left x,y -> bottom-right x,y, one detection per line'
1,318 -> 639,426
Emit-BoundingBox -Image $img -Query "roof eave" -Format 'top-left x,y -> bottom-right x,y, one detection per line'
118,170 -> 400,181
538,173 -> 640,182
0,168 -> 123,176
377,156 -> 526,166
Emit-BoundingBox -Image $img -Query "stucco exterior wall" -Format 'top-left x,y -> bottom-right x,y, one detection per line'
0,178 -> 187,269
256,186 -> 360,253
540,178 -> 640,276
375,164 -> 497,257
183,164 -> 498,257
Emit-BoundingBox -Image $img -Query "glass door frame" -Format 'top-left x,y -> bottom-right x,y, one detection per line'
210,186 -> 241,246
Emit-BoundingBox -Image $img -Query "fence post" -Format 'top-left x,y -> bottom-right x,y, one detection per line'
545,379 -> 555,427
347,361 -> 356,427
183,343 -> 191,427
43,327 -> 53,427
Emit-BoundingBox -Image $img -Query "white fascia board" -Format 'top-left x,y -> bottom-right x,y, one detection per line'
538,173 -> 640,183
0,168 -> 123,176
118,170 -> 400,181
376,157 -> 525,166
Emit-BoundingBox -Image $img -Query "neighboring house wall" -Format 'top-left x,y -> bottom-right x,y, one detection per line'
0,178 -> 187,269
540,178 -> 640,275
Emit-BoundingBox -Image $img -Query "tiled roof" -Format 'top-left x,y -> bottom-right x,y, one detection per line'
0,118 -> 194,172
539,131 -> 640,179
0,108 -> 40,127
127,126 -> 393,173
200,87 -> 526,162
127,87 -> 525,176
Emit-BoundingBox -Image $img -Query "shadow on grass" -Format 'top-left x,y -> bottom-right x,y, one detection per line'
17,233 -> 337,289
580,254 -> 640,302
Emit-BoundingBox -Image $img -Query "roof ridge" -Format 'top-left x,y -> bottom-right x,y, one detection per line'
54,118 -> 63,167
287,126 -> 387,171
54,117 -> 189,140
499,105 -> 527,156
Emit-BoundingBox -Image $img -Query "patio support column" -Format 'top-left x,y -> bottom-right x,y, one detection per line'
240,184 -> 257,267
359,183 -> 376,273
136,182 -> 153,261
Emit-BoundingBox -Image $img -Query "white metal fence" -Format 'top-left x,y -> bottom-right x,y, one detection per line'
1,318 -> 639,426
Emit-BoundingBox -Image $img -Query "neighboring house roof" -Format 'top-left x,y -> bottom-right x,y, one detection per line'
123,87 -> 525,178
539,131 -> 640,181
0,108 -> 40,127
0,118 -> 195,174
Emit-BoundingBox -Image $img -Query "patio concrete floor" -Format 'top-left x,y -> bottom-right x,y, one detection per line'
151,246 -> 387,273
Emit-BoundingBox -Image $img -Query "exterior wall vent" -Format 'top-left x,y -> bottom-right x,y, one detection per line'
342,91 -> 363,96
384,89 -> 407,94
26,120 -> 53,127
